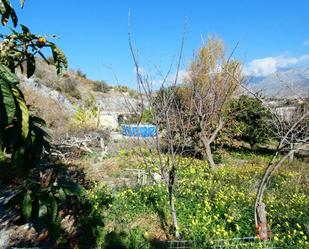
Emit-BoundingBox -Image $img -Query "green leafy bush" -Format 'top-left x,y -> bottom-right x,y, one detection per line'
0,1 -> 86,246
5,167 -> 85,240
78,183 -> 113,248
229,95 -> 274,149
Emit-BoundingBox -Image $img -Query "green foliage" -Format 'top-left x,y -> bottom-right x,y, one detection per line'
0,65 -> 50,172
5,167 -> 85,241
79,183 -> 113,248
140,108 -> 153,123
229,95 -> 274,149
0,2 -> 86,245
73,106 -> 91,124
128,108 -> 153,124
112,85 -> 138,98
72,95 -> 98,126
104,227 -> 151,249
84,93 -> 97,112
0,0 -> 19,27
0,25 -> 67,76
0,1 -> 67,173
82,183 -> 153,248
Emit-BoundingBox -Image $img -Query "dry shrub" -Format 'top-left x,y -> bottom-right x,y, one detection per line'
92,80 -> 111,93
62,78 -> 81,99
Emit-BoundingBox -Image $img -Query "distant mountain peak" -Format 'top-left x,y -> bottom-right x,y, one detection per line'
247,67 -> 309,98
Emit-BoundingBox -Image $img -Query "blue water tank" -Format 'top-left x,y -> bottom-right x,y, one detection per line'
122,124 -> 157,137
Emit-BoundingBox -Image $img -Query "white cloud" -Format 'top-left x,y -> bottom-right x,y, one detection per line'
175,69 -> 189,83
304,40 -> 309,46
244,54 -> 309,76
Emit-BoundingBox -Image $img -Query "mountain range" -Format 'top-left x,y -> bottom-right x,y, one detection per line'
247,67 -> 309,98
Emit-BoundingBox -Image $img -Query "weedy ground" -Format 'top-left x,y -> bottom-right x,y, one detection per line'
75,145 -> 309,249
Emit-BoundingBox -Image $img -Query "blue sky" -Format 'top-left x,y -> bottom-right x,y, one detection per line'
12,1 -> 309,87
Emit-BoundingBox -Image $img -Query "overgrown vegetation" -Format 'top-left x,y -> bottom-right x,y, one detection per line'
1,1 -> 308,248
84,153 -> 308,248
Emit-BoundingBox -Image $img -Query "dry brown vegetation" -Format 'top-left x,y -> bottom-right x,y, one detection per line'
22,86 -> 71,137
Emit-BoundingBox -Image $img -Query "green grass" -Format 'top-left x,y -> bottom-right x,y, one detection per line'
83,154 -> 309,248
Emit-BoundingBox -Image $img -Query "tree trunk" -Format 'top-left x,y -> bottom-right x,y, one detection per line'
249,142 -> 255,150
168,165 -> 180,239
199,118 -> 224,169
288,143 -> 294,162
169,190 -> 180,239
256,202 -> 268,240
205,142 -> 216,169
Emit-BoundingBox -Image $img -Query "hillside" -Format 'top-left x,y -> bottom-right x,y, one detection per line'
18,58 -> 139,136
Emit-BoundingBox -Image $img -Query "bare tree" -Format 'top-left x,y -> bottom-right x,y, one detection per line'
127,17 -> 194,239
234,75 -> 309,240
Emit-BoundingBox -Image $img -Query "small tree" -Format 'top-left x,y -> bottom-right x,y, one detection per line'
233,74 -> 309,240
128,22 -> 194,239
180,37 -> 242,168
230,95 -> 273,149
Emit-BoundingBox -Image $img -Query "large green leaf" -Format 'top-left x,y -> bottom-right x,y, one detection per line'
49,193 -> 58,222
0,63 -> 20,128
0,76 -> 16,126
60,180 -> 85,196
9,7 -> 17,27
30,116 -> 46,126
0,63 -> 19,84
22,191 -> 32,221
0,0 -> 18,27
1,0 -> 11,26
11,86 -> 29,139
26,54 -> 35,78
58,187 -> 67,204
20,24 -> 30,34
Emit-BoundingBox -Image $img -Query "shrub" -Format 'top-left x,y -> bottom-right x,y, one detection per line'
92,80 -> 111,93
229,95 -> 274,149
62,78 -> 81,99
78,183 -> 113,248
76,68 -> 87,79
114,85 -> 130,92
